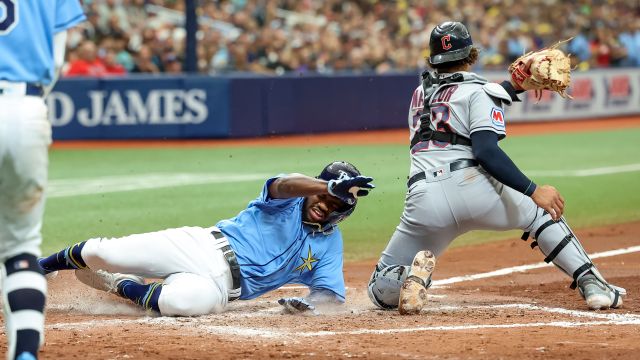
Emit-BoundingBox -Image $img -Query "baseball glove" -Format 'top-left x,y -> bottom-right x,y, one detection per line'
508,39 -> 573,100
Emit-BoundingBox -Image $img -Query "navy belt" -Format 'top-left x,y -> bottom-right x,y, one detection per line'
211,230 -> 241,301
407,159 -> 479,187
0,83 -> 44,96
26,84 -> 44,96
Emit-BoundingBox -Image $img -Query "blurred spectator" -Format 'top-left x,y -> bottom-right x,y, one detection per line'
65,41 -> 108,77
103,49 -> 127,75
64,0 -> 640,77
131,45 -> 161,73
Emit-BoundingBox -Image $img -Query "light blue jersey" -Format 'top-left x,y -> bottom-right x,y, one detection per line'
0,0 -> 85,85
217,177 -> 346,301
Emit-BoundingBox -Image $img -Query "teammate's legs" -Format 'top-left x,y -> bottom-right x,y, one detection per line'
0,97 -> 50,360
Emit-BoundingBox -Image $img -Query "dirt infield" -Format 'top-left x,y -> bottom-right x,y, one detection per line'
1,221 -> 638,359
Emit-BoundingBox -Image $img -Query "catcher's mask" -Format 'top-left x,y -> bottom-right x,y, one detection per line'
304,161 -> 360,234
429,21 -> 473,65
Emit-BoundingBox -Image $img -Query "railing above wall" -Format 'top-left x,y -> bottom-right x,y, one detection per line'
47,69 -> 640,140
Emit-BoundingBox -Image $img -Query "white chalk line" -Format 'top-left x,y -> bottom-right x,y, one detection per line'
526,163 -> 640,177
42,303 -> 640,339
47,173 -> 269,198
432,245 -> 640,287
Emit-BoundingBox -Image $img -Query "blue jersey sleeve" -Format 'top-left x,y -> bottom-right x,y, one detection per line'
252,176 -> 300,212
55,0 -> 86,33
308,234 -> 346,301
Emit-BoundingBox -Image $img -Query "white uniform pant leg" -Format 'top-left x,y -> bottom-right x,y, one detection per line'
81,226 -> 226,278
81,226 -> 234,315
0,96 -> 50,260
158,271 -> 229,316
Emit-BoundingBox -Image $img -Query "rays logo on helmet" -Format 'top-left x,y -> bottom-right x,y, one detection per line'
491,107 -> 505,128
337,170 -> 351,180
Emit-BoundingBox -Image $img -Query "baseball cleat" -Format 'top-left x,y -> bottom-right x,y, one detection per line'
75,269 -> 144,295
398,250 -> 436,315
578,274 -> 624,310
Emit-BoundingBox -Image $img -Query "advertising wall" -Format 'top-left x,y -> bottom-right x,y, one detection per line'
47,69 -> 640,140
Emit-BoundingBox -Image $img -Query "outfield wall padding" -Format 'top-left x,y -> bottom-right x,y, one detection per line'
47,69 -> 640,140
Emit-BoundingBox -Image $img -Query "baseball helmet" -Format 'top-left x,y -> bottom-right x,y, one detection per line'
428,21 -> 473,65
311,161 -> 360,233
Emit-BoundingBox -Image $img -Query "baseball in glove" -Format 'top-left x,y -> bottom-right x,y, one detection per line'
508,38 -> 573,100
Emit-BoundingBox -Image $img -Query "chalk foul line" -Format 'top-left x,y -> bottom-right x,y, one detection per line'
432,245 -> 640,287
47,173 -> 269,198
42,303 -> 640,339
526,163 -> 640,177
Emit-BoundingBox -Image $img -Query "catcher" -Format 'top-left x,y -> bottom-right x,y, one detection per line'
367,21 -> 625,315
39,161 -> 374,316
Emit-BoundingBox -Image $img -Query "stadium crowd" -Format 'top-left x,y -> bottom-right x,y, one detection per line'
63,0 -> 640,77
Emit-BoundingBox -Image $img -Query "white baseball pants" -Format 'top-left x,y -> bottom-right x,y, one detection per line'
80,226 -> 235,316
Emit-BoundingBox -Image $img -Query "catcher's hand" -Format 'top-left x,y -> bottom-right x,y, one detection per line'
278,297 -> 316,314
327,174 -> 375,205
508,39 -> 573,100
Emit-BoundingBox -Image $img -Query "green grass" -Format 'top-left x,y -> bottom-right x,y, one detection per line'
42,128 -> 640,261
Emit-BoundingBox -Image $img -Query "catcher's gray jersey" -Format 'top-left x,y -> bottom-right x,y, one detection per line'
407,72 -> 507,176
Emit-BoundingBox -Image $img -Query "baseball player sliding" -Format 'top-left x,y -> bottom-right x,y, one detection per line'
0,1 -> 85,359
39,162 -> 374,316
367,21 -> 626,314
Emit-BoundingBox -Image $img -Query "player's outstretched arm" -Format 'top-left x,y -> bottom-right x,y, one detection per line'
268,174 -> 334,199
269,174 -> 374,204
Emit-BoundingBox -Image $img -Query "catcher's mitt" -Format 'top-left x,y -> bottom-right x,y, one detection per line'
508,39 -> 573,100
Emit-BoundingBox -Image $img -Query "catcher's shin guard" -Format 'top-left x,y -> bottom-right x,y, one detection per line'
2,254 -> 47,360
398,250 -> 436,315
522,210 -> 625,308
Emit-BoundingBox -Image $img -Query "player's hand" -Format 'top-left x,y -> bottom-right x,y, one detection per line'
531,185 -> 565,221
278,297 -> 316,314
327,175 -> 375,205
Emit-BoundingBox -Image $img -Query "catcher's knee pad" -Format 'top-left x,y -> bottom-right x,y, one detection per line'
524,209 -> 600,289
367,262 -> 410,309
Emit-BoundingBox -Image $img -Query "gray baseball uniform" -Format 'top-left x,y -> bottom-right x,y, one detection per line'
367,72 -> 621,309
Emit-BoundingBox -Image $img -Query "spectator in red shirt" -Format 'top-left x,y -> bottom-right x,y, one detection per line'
65,40 -> 108,77
103,49 -> 127,75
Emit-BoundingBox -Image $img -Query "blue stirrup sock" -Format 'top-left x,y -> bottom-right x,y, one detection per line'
3,254 -> 46,360
117,281 -> 162,313
38,241 -> 87,273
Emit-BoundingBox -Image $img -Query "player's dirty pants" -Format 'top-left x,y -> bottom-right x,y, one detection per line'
81,226 -> 235,316
368,165 -> 598,309
0,94 -> 50,359
0,95 -> 50,259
